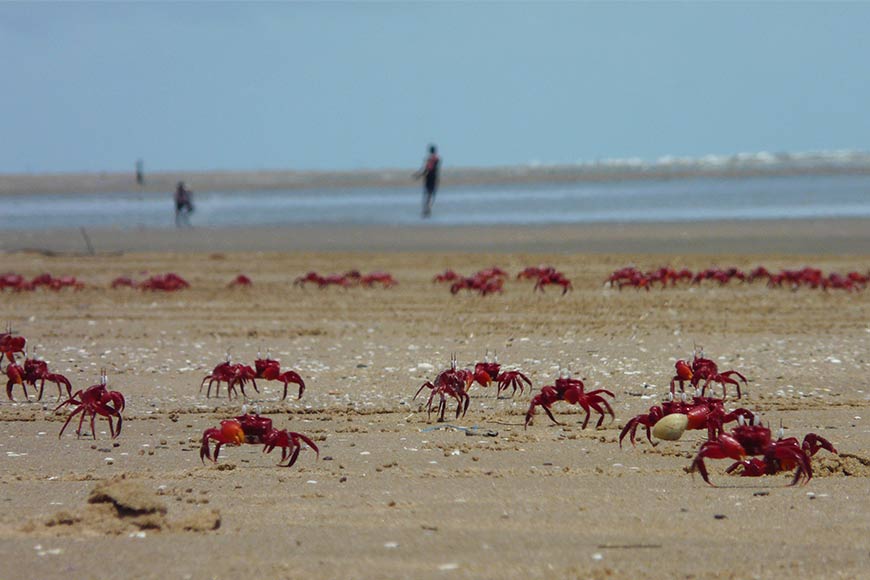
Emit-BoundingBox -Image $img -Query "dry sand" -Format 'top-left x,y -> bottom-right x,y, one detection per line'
0,225 -> 869,579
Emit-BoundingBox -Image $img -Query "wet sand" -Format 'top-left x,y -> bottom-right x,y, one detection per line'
3,163 -> 869,196
0,228 -> 868,579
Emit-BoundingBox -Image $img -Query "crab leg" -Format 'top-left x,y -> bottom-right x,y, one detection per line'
58,405 -> 85,438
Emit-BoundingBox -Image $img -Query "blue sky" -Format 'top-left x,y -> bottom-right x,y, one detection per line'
2,2 -> 869,173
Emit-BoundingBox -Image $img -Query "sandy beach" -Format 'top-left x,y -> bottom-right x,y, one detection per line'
0,223 -> 869,579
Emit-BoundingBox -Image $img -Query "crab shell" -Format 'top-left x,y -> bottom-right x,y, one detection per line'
651,413 -> 689,441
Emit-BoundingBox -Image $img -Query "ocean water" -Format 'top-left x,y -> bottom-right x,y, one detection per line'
7,173 -> 870,230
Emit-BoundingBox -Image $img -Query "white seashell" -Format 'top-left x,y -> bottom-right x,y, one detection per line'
652,413 -> 689,441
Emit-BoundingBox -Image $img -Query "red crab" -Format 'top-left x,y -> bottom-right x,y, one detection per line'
618,392 -> 755,447
111,276 -> 136,289
46,275 -> 85,291
21,355 -> 72,401
470,353 -> 532,398
690,416 -> 837,486
0,273 -> 32,291
691,267 -> 746,286
517,265 -> 556,280
294,271 -> 322,287
433,269 -> 461,283
747,266 -> 771,283
253,354 -> 306,400
321,274 -> 353,288
497,369 -> 532,397
605,267 -> 649,290
360,271 -> 397,288
0,328 -> 26,366
414,356 -> 470,422
534,270 -> 573,294
30,273 -> 55,288
139,273 -> 190,291
229,274 -> 252,288
647,266 -> 693,288
448,268 -> 507,296
471,353 -> 501,389
342,270 -> 362,285
200,411 -> 319,468
450,275 -> 504,296
200,357 -> 258,400
525,370 -> 614,428
27,275 -> 76,290
670,353 -> 747,399
5,362 -> 26,400
295,272 -> 354,288
55,370 -> 125,439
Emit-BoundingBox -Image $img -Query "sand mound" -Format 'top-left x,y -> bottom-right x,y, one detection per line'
814,453 -> 870,478
25,475 -> 220,536
89,478 -> 168,517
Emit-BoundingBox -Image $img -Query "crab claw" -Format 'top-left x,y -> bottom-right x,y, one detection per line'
719,432 -> 747,461
675,360 -> 693,381
474,369 -> 492,387
221,420 -> 246,446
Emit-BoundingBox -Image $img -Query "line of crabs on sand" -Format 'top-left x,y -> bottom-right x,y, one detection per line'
433,265 -> 572,296
413,348 -> 838,486
113,273 -> 252,290
606,265 -> 869,291
293,270 -> 398,288
1,329 -> 319,470
1,327 -> 840,485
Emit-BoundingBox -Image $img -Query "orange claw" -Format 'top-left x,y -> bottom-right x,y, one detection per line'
221,420 -> 246,446
676,360 -> 693,381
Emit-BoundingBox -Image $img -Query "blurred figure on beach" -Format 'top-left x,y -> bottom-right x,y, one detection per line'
414,144 -> 440,218
174,181 -> 194,227
136,158 -> 145,185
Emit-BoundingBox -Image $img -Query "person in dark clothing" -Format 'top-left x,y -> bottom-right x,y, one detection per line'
174,181 -> 194,227
136,159 -> 145,185
414,144 -> 440,218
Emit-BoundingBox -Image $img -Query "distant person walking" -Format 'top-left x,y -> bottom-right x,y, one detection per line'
174,181 -> 194,227
414,144 -> 440,218
135,158 -> 145,185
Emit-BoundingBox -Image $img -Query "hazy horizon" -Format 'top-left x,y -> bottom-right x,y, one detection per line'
3,2 -> 869,174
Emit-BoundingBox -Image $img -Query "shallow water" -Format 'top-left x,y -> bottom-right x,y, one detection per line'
9,173 -> 870,230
